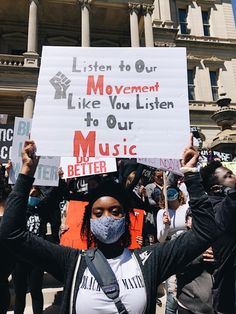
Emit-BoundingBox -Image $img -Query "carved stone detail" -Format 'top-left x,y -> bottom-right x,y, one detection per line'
29,0 -> 39,5
142,4 -> 154,16
77,0 -> 92,10
128,2 -> 141,15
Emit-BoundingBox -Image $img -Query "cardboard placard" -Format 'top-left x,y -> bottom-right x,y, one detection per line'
31,47 -> 189,159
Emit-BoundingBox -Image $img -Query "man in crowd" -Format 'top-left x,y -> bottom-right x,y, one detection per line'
0,161 -> 14,313
200,161 -> 236,314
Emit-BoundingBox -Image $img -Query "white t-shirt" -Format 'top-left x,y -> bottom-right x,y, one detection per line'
156,204 -> 188,243
76,248 -> 147,314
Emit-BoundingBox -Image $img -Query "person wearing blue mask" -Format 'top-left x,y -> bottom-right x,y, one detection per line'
156,186 -> 189,314
156,186 -> 188,243
0,140 -> 219,314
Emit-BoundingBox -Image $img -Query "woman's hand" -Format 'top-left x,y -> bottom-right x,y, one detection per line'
20,140 -> 40,177
181,135 -> 199,168
5,160 -> 12,177
58,167 -> 64,179
203,247 -> 215,263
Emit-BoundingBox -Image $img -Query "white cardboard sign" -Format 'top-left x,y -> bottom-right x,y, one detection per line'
31,47 -> 190,158
9,117 -> 60,186
60,156 -> 117,179
138,158 -> 182,176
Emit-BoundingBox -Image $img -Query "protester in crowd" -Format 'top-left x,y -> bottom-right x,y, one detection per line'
139,169 -> 164,246
12,165 -> 65,314
119,168 -> 154,246
156,186 -> 188,314
166,172 -> 189,203
39,168 -> 67,244
176,209 -> 215,314
66,175 -> 103,202
145,169 -> 163,210
12,185 -> 47,314
0,166 -> 14,314
119,164 -> 148,211
157,186 -> 188,243
0,140 -> 218,314
118,159 -> 143,192
200,161 -> 236,314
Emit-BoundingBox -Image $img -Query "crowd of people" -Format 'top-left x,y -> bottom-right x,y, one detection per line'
0,139 -> 235,314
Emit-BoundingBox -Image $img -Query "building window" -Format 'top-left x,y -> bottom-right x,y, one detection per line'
178,8 -> 189,34
210,70 -> 219,101
187,69 -> 195,100
11,49 -> 25,55
202,11 -> 210,36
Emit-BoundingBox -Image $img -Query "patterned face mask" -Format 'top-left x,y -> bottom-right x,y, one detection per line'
90,216 -> 126,244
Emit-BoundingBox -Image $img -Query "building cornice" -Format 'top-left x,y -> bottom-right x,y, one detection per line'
176,34 -> 236,47
189,101 -> 220,112
187,55 -> 201,67
203,57 -> 225,69
196,0 -> 216,6
189,101 -> 236,112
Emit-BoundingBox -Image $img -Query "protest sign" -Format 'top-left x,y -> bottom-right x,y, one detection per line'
190,126 -> 203,149
60,156 -> 117,179
60,201 -> 144,250
9,117 -> 60,186
60,201 -> 88,250
31,47 -> 190,159
0,124 -> 13,163
138,158 -> 182,175
201,149 -> 232,162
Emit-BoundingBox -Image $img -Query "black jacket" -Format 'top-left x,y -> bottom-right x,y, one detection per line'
177,251 -> 214,314
0,217 -> 15,282
209,190 -> 236,314
0,172 -> 217,314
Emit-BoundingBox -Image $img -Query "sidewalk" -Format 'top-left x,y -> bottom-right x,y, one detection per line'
7,273 -> 62,314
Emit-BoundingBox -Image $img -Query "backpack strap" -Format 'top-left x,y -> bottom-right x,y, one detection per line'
85,248 -> 128,314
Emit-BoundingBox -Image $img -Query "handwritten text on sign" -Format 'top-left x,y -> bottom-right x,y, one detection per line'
60,157 -> 117,179
138,158 -> 182,176
31,47 -> 190,158
9,118 -> 60,186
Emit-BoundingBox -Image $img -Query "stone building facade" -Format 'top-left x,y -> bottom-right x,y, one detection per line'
0,0 -> 235,151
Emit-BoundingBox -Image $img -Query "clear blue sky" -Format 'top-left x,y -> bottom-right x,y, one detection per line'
233,0 -> 236,23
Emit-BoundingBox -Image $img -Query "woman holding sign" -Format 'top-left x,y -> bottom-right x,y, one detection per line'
0,140 -> 218,314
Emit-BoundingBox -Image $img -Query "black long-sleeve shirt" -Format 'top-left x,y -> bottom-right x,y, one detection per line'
209,189 -> 236,314
0,172 -> 218,314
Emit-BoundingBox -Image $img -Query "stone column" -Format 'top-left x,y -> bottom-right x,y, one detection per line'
128,2 -> 141,47
27,0 -> 38,52
142,4 -> 155,47
24,0 -> 39,67
23,94 -> 35,118
153,0 -> 162,27
78,0 -> 92,47
159,0 -> 173,28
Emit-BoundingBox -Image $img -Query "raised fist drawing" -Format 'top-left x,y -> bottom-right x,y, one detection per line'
50,72 -> 71,99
